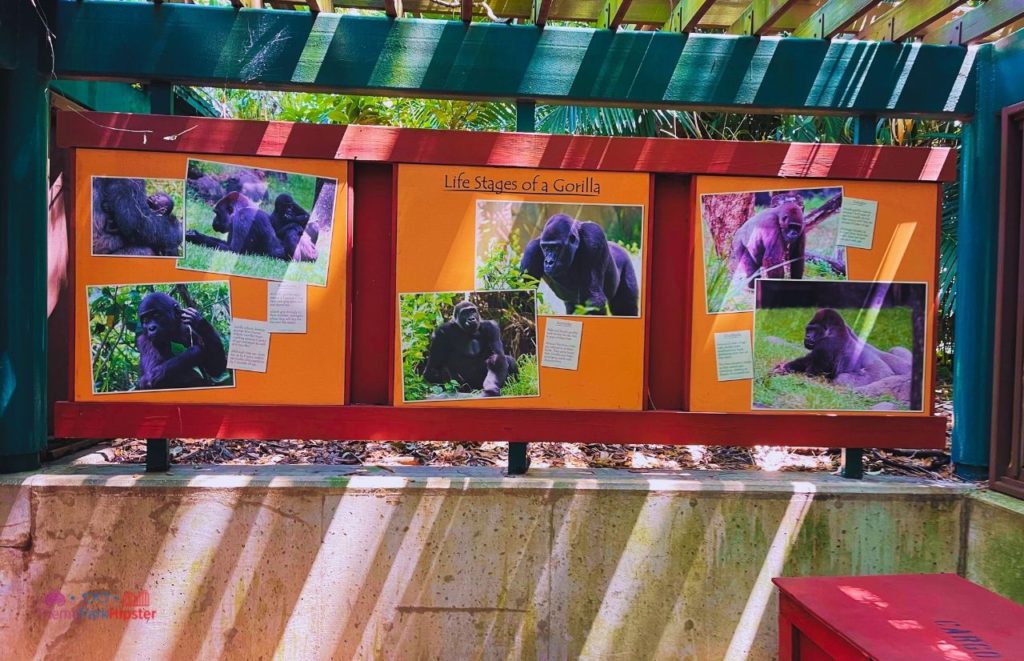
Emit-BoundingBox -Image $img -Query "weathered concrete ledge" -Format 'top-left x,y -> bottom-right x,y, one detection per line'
0,465 -> 981,659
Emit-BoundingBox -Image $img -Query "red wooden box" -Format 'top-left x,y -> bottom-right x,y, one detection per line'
773,574 -> 1024,660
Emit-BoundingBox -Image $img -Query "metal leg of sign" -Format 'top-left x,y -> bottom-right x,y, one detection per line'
840,448 -> 864,479
508,442 -> 530,475
146,439 -> 171,472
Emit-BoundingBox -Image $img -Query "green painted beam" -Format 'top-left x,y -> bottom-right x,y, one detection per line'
0,0 -> 48,473
0,0 -> 18,69
924,0 -> 1024,46
728,0 -> 801,36
664,0 -> 715,32
49,79 -> 152,113
54,1 -> 977,118
791,0 -> 883,40
861,0 -> 968,42
953,28 -> 1024,477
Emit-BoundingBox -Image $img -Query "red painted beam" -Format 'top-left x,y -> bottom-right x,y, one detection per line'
56,112 -> 958,182
52,402 -> 947,448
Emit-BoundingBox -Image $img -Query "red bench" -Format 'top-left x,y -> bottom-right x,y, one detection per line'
773,574 -> 1024,660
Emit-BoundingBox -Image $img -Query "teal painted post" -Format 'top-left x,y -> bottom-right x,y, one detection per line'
839,114 -> 879,480
0,2 -> 49,474
507,99 -> 536,476
952,45 -> 997,480
146,82 -> 173,473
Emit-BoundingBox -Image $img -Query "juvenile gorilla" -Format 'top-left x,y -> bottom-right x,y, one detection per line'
730,193 -> 806,288
269,194 -> 319,262
135,292 -> 228,390
186,191 -> 287,260
520,214 -> 639,315
422,301 -> 518,397
92,178 -> 183,256
772,308 -> 913,405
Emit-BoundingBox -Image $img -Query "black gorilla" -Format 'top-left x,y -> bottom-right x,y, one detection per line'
422,301 -> 518,397
773,308 -> 912,385
136,292 -> 228,390
269,194 -> 319,262
186,191 -> 287,260
520,214 -> 639,315
92,178 -> 183,256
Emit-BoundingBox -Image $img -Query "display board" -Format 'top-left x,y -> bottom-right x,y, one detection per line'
52,111 -> 956,447
72,149 -> 349,405
690,176 -> 938,416
394,165 -> 650,410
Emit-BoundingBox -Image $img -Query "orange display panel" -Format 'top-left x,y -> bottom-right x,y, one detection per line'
393,164 -> 650,410
690,176 -> 939,416
72,149 -> 348,404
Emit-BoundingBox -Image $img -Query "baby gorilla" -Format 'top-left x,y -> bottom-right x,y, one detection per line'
92,178 -> 183,256
135,292 -> 228,390
421,301 -> 518,397
269,193 -> 319,262
520,214 -> 639,315
772,308 -> 914,406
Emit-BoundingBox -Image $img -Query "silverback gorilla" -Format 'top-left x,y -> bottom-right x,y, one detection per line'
92,178 -> 183,256
136,292 -> 228,390
730,193 -> 807,288
422,301 -> 518,397
772,308 -> 913,406
520,214 -> 639,315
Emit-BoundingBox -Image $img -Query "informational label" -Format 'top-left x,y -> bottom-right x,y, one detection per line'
715,330 -> 753,382
838,197 -> 878,249
226,319 -> 271,373
267,281 -> 307,333
541,319 -> 583,371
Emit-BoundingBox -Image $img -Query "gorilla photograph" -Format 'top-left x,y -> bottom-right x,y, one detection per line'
752,280 -> 926,412
178,159 -> 337,286
400,289 -> 539,402
701,186 -> 846,314
92,177 -> 185,258
475,201 -> 643,317
86,281 -> 234,394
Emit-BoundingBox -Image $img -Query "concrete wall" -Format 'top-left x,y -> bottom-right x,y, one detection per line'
965,490 -> 1024,604
0,466 -> 971,660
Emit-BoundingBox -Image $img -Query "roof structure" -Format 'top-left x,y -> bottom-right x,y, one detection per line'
140,0 -> 1024,45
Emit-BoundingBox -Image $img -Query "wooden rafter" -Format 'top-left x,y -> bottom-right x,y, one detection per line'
729,0 -> 802,36
860,0 -> 968,42
791,0 -> 883,39
597,0 -> 633,30
664,0 -> 716,32
531,0 -> 553,27
461,0 -> 473,23
924,0 -> 1024,45
384,0 -> 403,18
532,0 -> 553,27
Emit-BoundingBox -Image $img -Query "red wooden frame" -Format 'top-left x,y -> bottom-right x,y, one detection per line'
53,112 -> 956,448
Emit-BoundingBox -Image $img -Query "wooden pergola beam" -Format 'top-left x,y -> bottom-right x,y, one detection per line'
461,0 -> 473,23
53,2 -> 978,118
924,0 -> 1024,45
532,0 -> 553,27
597,0 -> 633,30
384,0 -> 403,18
791,0 -> 883,39
664,0 -> 716,32
729,0 -> 801,35
860,0 -> 968,42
